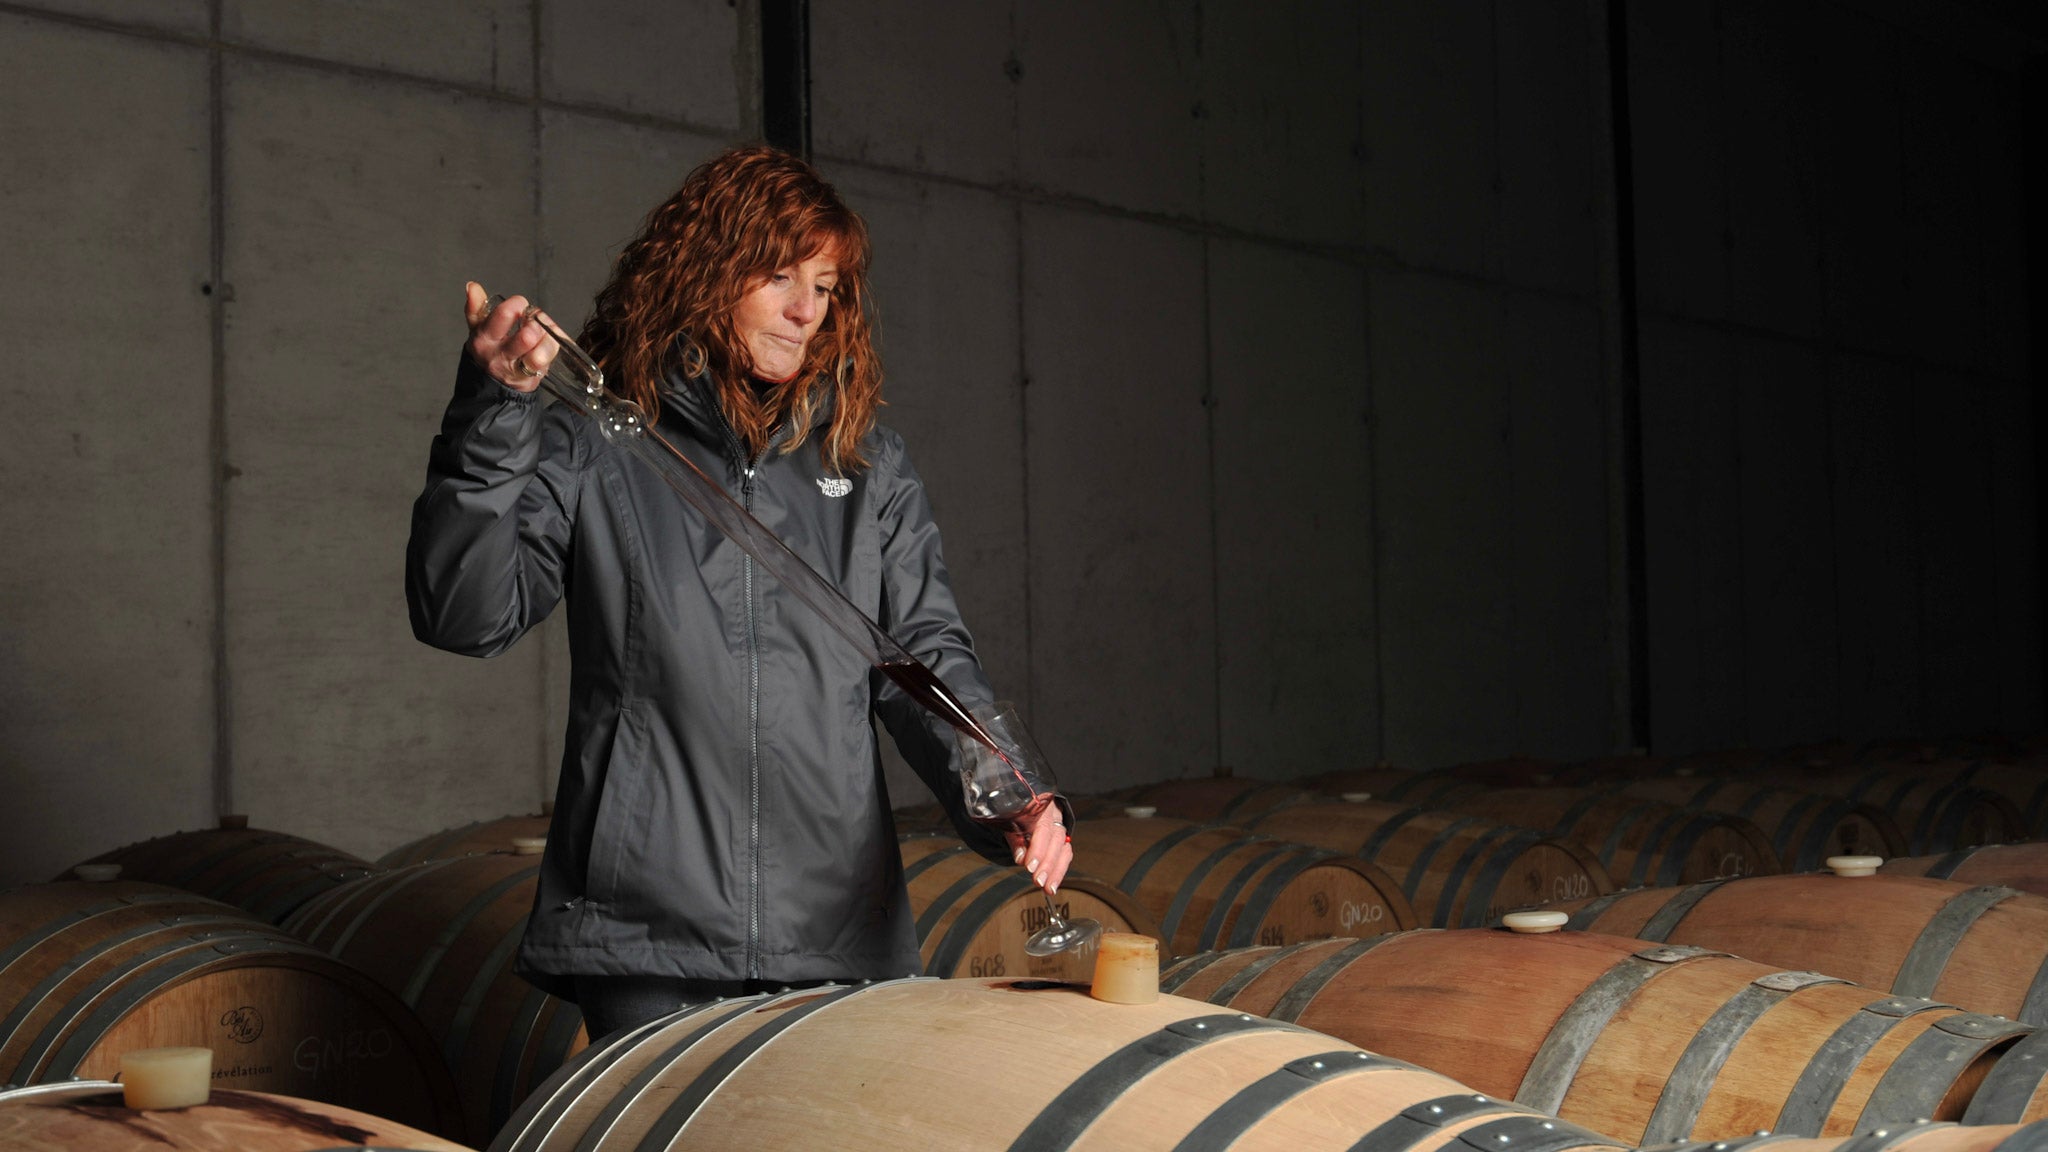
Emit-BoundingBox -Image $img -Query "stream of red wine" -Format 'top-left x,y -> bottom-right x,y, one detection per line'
878,659 -> 1003,756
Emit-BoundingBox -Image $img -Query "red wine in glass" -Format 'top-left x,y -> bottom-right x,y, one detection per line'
950,703 -> 1101,958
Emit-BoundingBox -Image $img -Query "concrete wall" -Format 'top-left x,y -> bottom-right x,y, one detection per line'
0,1 -> 735,882
823,0 -> 1621,797
0,0 -> 2035,883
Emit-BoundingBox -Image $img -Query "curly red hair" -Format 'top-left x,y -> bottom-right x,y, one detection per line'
578,144 -> 881,471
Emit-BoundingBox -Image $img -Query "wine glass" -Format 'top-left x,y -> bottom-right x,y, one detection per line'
954,703 -> 1101,957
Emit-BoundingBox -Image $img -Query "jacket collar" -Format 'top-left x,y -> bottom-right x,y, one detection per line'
657,339 -> 837,472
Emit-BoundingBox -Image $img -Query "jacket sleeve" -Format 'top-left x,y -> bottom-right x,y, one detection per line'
867,433 -> 1073,863
405,353 -> 582,657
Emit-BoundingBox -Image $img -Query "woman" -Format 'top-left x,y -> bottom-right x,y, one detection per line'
405,145 -> 1072,1040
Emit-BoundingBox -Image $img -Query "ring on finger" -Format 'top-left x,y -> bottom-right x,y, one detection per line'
508,356 -> 538,380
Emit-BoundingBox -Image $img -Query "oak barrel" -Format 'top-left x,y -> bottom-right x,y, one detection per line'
1883,843 -> 2048,900
1161,929 -> 2034,1142
1068,812 -> 1417,955
1307,774 -> 1781,886
0,879 -> 459,1134
377,813 -> 550,868
1238,799 -> 1614,927
897,834 -> 1157,979
1307,766 -> 1474,806
1637,1120 -> 2048,1152
0,1081 -> 475,1151
1438,757 -> 1578,787
1114,776 -> 1318,824
1615,777 -> 1906,871
1943,762 -> 2048,838
490,976 -> 1631,1152
1774,766 -> 2024,854
1549,870 -> 2048,1025
281,850 -> 587,1145
64,818 -> 375,924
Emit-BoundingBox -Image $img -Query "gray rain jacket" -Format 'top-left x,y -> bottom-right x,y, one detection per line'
406,354 -> 1014,993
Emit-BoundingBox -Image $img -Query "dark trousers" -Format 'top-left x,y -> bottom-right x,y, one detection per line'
573,974 -> 837,1043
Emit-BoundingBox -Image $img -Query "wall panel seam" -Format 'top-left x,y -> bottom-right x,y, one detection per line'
208,0 -> 232,820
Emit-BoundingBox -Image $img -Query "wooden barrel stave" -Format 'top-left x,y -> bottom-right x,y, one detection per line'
0,880 -> 459,1134
495,997 -> 753,1152
1114,777 -> 1317,824
64,827 -> 376,925
279,854 -> 586,1147
1951,764 -> 2048,837
1965,1029 -> 2048,1124
377,815 -> 550,869
1400,788 -> 1781,886
1242,801 -> 1613,927
1884,844 -> 2048,901
1439,758 -> 1577,787
1305,766 -> 1476,807
1548,873 -> 2048,1026
1620,778 -> 1907,871
1639,1119 -> 2048,1152
1303,773 -> 1780,885
0,1082 -> 476,1151
1777,767 -> 2024,854
897,835 -> 1157,979
1071,815 -> 1417,956
1161,931 -> 2032,1143
491,976 -> 1633,1152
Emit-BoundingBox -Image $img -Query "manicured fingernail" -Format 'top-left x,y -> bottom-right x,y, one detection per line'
1026,857 -> 1038,873
1034,870 -> 1047,887
1013,847 -> 1025,863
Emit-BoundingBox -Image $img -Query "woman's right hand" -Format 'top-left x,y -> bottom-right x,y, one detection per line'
463,280 -> 559,393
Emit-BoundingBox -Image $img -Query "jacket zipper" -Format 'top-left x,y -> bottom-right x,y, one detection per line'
705,388 -> 787,983
742,455 -> 762,980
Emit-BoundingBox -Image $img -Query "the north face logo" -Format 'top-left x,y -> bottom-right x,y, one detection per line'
817,477 -> 852,498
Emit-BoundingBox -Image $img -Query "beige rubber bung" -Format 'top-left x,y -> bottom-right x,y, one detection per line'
1502,910 -> 1569,934
1090,932 -> 1159,1004
1122,806 -> 1158,820
1340,791 -> 1373,803
511,836 -> 547,856
120,1047 -> 212,1110
1827,855 -> 1883,877
73,863 -> 122,882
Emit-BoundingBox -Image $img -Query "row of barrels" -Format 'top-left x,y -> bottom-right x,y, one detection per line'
0,872 -> 470,1137
13,937 -> 2048,1152
1428,746 -> 2048,853
1114,769 -> 1890,875
14,754 -> 2045,1150
1161,920 -> 2048,1145
14,981 -> 2048,1152
4,812 -> 1186,1146
484,974 -> 2048,1152
0,818 -> 571,1148
0,814 -> 1740,1150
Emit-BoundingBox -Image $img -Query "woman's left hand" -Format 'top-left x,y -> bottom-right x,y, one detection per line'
1008,801 -> 1073,895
